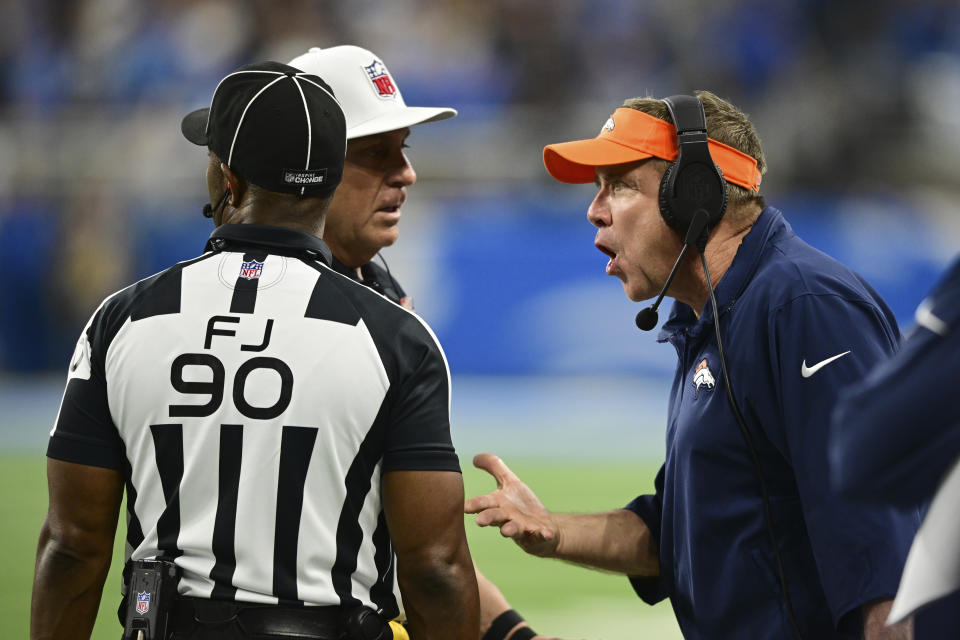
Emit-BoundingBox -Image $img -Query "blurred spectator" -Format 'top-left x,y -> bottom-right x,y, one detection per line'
1,0 -> 959,372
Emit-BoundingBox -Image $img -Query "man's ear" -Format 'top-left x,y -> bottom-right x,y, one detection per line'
220,163 -> 246,207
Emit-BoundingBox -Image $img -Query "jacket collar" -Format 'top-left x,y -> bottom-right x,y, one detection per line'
204,224 -> 333,265
658,206 -> 788,342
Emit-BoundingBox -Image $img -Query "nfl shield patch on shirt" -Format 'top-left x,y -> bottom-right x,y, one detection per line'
239,259 -> 264,280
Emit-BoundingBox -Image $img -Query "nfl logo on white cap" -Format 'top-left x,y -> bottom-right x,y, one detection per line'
364,60 -> 397,99
289,45 -> 457,140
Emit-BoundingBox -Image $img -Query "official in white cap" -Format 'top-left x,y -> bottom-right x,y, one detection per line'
289,45 -> 456,310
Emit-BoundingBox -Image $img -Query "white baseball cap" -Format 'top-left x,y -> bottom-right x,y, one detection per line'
289,45 -> 457,140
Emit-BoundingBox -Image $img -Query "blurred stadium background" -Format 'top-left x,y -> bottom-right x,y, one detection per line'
2,0 -> 960,638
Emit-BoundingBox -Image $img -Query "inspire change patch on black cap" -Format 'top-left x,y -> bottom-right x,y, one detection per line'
181,61 -> 346,197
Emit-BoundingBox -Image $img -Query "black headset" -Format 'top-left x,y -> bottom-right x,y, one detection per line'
641,94 -> 804,639
658,95 -> 728,250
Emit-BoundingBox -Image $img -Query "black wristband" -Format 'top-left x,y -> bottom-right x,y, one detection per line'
509,626 -> 537,640
482,609 -> 536,640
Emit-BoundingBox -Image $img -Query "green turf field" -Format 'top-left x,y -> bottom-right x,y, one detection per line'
4,455 -> 681,639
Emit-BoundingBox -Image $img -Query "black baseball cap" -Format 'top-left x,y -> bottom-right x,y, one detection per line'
181,61 -> 346,197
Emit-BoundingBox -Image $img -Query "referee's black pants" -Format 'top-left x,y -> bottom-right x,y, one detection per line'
167,597 -> 340,640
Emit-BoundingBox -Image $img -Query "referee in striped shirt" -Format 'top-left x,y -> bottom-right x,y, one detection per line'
31,61 -> 479,640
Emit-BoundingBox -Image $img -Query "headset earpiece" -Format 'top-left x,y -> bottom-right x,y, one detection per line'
641,95 -> 803,640
657,161 -> 683,233
658,95 -> 728,251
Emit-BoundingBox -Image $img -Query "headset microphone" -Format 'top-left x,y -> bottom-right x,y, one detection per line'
635,208 -> 710,331
202,187 -> 231,219
640,94 -> 801,639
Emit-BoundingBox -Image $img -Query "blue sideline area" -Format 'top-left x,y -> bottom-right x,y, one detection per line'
0,373 -> 671,461
1,187 -> 951,459
1,189 -> 949,377
0,187 -> 950,460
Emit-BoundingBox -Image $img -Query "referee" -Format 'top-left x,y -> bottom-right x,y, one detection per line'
288,44 -> 458,310
30,61 -> 479,640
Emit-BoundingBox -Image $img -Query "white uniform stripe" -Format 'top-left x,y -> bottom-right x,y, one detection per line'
55,245 -> 455,610
411,314 -> 454,422
915,299 -> 948,336
293,75 -> 342,108
315,261 -> 453,420
203,70 -> 287,137
227,76 -> 287,166
295,75 -> 348,158
290,77 -> 312,197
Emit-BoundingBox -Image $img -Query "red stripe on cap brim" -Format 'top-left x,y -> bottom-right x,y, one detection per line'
543,138 -> 656,184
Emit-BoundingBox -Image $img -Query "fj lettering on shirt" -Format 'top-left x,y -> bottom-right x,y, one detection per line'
47,226 -> 457,614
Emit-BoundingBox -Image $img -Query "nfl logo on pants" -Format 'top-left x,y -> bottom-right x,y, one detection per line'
136,591 -> 150,615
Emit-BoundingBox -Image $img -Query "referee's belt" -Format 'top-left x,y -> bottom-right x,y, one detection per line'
171,596 -> 340,639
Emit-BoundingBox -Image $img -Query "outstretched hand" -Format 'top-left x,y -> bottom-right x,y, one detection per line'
464,453 -> 559,557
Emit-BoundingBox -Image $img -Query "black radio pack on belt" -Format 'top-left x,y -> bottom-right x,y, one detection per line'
341,606 -> 394,640
122,559 -> 180,640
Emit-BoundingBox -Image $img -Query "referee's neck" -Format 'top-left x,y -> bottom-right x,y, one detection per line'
219,207 -> 326,240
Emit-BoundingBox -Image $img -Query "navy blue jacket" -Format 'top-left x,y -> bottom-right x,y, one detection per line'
831,256 -> 960,506
625,207 -> 920,639
830,256 -> 960,637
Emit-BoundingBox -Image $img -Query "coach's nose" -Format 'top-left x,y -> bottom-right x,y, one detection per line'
587,190 -> 611,228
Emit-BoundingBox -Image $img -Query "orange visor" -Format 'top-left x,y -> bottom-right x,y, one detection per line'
543,108 -> 762,192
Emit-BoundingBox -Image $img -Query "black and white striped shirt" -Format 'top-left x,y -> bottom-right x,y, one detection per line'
48,224 -> 459,615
